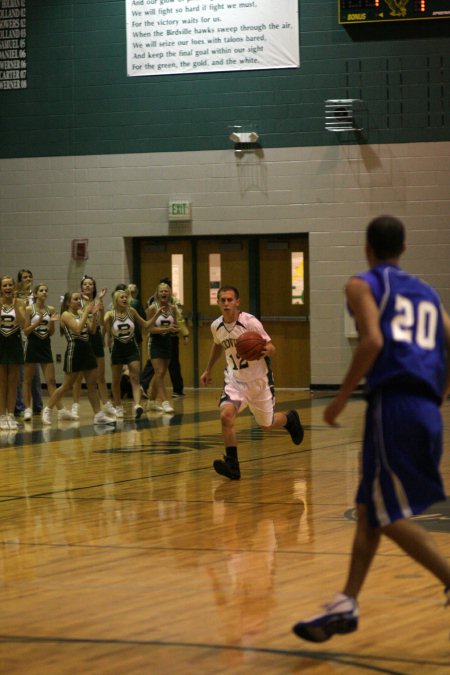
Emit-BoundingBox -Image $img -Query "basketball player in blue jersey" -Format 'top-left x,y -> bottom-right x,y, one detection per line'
200,285 -> 304,480
293,215 -> 450,643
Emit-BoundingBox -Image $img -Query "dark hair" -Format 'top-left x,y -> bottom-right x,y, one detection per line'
60,291 -> 75,334
366,215 -> 405,260
60,292 -> 73,313
159,276 -> 172,287
80,274 -> 97,299
114,283 -> 128,292
17,269 -> 32,282
34,283 -> 48,295
217,285 -> 240,300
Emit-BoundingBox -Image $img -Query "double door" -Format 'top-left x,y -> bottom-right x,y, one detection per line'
139,236 -> 310,388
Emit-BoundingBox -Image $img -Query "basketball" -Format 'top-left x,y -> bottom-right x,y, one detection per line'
235,331 -> 266,361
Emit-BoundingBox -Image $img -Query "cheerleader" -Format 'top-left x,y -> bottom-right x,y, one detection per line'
104,289 -> 151,419
23,283 -> 76,422
15,268 -> 43,415
42,290 -> 115,426
71,275 -> 115,418
146,282 -> 179,414
0,275 -> 26,430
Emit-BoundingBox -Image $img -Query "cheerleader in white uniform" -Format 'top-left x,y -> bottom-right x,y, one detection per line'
23,283 -> 76,423
42,290 -> 115,426
146,282 -> 179,414
104,290 -> 151,419
0,275 -> 26,430
71,275 -> 115,418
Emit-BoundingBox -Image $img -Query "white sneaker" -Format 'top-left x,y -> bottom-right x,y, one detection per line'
24,408 -> 33,421
93,424 -> 115,435
161,400 -> 174,414
71,403 -> 80,419
7,414 -> 18,430
57,408 -> 78,421
41,428 -> 52,443
115,405 -> 124,418
42,407 -> 52,425
0,415 -> 9,430
134,404 -> 144,419
148,400 -> 163,411
103,400 -> 116,416
93,411 -> 116,426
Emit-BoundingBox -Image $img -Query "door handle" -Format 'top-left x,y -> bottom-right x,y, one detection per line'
260,316 -> 309,322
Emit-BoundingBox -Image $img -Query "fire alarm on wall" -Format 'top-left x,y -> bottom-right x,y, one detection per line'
72,239 -> 89,261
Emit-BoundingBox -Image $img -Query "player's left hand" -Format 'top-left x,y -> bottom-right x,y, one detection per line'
200,370 -> 211,386
323,397 -> 345,427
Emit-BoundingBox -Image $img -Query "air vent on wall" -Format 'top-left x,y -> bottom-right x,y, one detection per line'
325,99 -> 363,132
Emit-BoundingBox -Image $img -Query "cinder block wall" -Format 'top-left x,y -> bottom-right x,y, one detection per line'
0,1 -> 449,385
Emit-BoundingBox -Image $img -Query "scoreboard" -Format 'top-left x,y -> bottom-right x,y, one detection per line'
339,1 -> 450,24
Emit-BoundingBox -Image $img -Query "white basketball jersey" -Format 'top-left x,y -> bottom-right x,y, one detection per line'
210,311 -> 271,383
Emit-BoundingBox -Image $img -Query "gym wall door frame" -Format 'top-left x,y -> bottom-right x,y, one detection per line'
138,236 -> 310,388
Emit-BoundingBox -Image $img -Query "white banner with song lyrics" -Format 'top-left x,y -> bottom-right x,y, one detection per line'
126,0 -> 299,76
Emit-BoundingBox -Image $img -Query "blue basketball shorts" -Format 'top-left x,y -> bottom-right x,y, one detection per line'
356,388 -> 445,528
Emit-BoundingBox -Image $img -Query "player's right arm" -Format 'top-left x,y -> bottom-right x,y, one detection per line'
200,342 -> 223,385
324,277 -> 383,426
441,306 -> 450,402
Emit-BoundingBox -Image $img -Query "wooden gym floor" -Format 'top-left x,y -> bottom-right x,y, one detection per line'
0,389 -> 449,674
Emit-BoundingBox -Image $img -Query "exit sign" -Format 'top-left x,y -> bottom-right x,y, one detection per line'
168,201 -> 192,221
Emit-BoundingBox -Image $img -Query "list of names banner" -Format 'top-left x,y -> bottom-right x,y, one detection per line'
0,0 -> 26,90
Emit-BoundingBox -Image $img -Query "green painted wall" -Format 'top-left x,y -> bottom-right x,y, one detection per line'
1,0 -> 449,158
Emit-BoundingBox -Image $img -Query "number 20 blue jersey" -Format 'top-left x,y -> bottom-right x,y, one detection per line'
355,263 -> 445,402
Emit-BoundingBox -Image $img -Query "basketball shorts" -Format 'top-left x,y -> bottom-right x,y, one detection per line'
219,376 -> 275,427
356,388 -> 445,528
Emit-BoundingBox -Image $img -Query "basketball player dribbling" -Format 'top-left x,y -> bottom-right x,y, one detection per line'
200,285 -> 304,480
